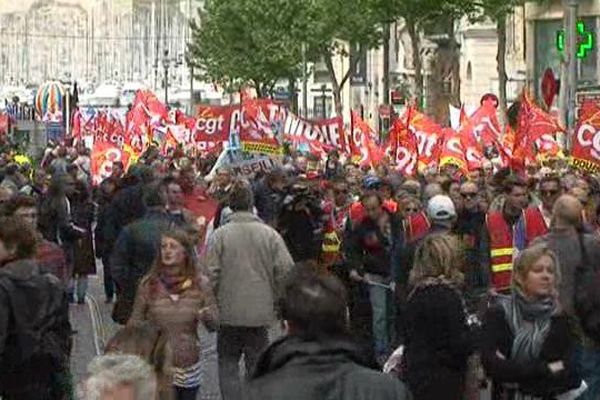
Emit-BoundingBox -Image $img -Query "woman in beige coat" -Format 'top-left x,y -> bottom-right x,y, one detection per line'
129,229 -> 218,400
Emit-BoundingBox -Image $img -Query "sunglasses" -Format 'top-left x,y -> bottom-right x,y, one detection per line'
404,207 -> 419,213
461,192 -> 477,199
334,189 -> 349,194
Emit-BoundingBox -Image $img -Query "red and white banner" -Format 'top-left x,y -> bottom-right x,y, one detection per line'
388,115 -> 418,176
91,140 -> 132,185
350,111 -> 384,168
572,99 -> 600,173
439,128 -> 467,173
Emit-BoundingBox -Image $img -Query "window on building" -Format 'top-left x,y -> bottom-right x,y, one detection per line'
313,96 -> 333,118
313,58 -> 330,84
466,62 -> 472,81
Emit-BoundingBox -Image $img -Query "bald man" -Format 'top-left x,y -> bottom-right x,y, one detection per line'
536,194 -> 600,399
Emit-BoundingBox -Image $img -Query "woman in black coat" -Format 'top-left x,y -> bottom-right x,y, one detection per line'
70,179 -> 96,304
481,242 -> 583,399
404,233 -> 476,400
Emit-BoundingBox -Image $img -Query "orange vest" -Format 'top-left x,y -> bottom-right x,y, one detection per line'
486,212 -> 514,292
404,211 -> 431,243
523,206 -> 549,247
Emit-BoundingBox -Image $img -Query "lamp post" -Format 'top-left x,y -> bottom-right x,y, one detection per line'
565,0 -> 579,148
163,49 -> 169,106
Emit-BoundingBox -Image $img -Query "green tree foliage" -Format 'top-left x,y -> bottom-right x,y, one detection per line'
188,0 -> 308,96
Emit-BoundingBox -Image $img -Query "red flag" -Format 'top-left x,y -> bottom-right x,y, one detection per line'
350,111 -> 384,168
388,112 -> 418,176
71,109 -> 81,140
407,109 -> 444,171
571,99 -> 600,173
240,99 -> 286,154
439,128 -> 467,173
514,93 -> 564,168
0,113 -> 8,136
91,141 -> 131,185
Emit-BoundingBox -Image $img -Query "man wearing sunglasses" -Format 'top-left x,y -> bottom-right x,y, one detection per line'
514,175 -> 562,251
456,182 -> 487,301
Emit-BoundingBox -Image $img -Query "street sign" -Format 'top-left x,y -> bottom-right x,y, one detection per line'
556,21 -> 595,59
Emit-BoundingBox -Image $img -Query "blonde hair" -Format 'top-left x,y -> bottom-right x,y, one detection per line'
410,234 -> 464,286
512,242 -> 561,293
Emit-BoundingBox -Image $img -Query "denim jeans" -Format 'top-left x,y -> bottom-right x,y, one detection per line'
574,344 -> 600,400
368,283 -> 395,358
68,275 -> 88,302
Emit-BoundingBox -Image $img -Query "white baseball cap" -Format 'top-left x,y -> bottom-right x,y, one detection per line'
427,195 -> 457,221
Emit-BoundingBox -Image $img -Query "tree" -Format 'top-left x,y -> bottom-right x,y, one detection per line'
394,0 -> 477,110
188,0 -> 307,97
477,1 -> 524,126
304,0 -> 388,117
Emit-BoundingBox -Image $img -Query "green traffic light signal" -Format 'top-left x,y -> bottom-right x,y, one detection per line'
556,21 -> 594,59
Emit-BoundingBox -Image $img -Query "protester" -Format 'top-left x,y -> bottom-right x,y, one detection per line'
129,229 -> 217,400
3,194 -> 69,287
111,183 -> 172,324
537,194 -> 600,399
70,179 -> 96,304
481,242 -> 584,399
94,176 -> 119,303
403,234 -> 475,400
204,180 -> 294,400
253,168 -> 287,227
83,354 -> 157,400
481,173 -> 529,293
516,174 -> 562,250
347,190 -> 402,365
455,182 -> 488,303
0,216 -> 72,400
245,264 -> 410,400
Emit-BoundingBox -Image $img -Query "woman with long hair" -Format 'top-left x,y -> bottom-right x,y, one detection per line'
403,233 -> 475,400
481,242 -> 583,399
129,229 -> 218,400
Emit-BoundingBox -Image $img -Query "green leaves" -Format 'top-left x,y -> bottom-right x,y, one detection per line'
188,0 -> 307,94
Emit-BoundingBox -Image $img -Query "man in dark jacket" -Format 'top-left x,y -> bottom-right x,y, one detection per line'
347,191 -> 402,365
455,182 -> 488,307
253,169 -> 287,227
110,184 -> 171,324
0,216 -> 72,400
246,266 -> 409,400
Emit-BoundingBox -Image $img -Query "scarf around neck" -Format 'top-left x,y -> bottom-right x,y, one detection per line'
500,289 -> 556,364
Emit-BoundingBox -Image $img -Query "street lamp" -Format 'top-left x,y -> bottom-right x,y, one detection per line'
163,49 -> 170,105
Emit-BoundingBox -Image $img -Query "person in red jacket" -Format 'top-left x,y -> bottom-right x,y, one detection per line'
516,174 -> 562,251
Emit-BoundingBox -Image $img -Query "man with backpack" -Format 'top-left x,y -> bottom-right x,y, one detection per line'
0,216 -> 72,400
537,195 -> 600,400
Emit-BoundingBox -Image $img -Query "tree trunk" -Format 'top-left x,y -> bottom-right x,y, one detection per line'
496,14 -> 508,132
383,23 -> 391,105
407,20 -> 423,109
288,77 -> 298,113
323,48 -> 363,118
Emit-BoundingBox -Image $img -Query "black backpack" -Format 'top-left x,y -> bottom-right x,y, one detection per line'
575,236 -> 600,344
0,271 -> 72,371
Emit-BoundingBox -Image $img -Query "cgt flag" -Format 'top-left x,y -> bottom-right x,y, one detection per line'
91,140 -> 131,186
571,99 -> 600,173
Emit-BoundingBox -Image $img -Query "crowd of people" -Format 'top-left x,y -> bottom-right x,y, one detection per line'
0,140 -> 598,400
